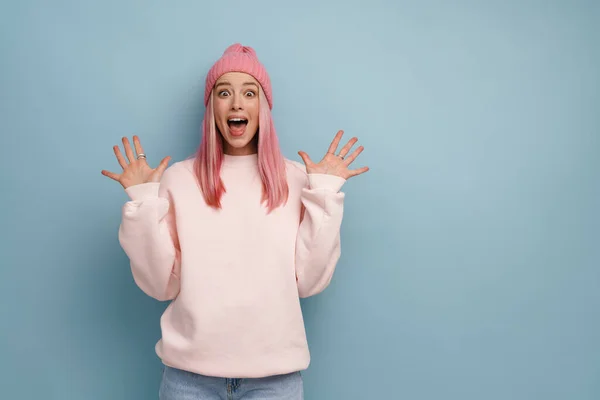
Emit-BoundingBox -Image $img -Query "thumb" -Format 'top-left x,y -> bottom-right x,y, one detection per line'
157,156 -> 171,173
298,151 -> 312,166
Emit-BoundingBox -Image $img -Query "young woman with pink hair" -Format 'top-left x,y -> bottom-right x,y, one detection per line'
101,43 -> 368,399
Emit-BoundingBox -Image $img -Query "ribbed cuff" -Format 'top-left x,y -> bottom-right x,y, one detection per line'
125,182 -> 160,201
307,174 -> 346,193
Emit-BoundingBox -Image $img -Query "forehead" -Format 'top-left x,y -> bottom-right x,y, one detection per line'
216,72 -> 258,85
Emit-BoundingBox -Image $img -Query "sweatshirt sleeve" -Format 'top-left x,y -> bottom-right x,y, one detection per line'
295,173 -> 346,298
117,167 -> 181,301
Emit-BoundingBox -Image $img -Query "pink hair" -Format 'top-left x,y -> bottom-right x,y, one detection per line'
193,87 -> 289,212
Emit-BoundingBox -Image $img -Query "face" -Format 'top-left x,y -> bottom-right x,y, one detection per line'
213,72 -> 260,155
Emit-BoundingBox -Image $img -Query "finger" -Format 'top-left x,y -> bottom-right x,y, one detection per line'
338,137 -> 358,158
101,170 -> 121,181
298,151 -> 313,167
133,135 -> 145,159
122,137 -> 136,163
155,156 -> 171,175
343,145 -> 364,165
348,166 -> 370,177
113,146 -> 128,169
326,130 -> 344,155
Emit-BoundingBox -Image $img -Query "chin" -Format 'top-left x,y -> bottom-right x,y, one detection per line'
227,140 -> 252,149
222,130 -> 258,152
225,132 -> 251,143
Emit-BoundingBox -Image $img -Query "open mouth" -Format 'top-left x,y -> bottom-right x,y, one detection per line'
228,118 -> 248,129
227,117 -> 248,137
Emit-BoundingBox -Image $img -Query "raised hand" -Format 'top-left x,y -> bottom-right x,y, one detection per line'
101,135 -> 171,189
298,130 -> 369,180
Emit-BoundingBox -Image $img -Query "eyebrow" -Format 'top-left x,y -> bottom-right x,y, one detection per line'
215,81 -> 258,88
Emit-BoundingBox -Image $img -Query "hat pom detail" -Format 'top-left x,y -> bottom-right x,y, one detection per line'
223,43 -> 257,57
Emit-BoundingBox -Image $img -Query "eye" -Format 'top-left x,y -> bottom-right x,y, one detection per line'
218,90 -> 230,97
245,90 -> 256,97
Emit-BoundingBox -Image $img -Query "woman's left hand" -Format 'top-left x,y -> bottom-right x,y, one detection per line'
298,130 -> 369,180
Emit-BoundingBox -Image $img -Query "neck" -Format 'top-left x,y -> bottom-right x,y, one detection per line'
223,147 -> 257,156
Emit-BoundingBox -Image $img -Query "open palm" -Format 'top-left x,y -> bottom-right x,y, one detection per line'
101,135 -> 171,189
298,130 -> 369,180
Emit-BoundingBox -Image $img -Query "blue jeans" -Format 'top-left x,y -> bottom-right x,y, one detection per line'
159,365 -> 304,400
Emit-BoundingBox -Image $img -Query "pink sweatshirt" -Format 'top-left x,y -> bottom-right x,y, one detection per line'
118,153 -> 346,378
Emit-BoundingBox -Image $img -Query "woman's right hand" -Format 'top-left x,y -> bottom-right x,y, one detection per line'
101,136 -> 171,189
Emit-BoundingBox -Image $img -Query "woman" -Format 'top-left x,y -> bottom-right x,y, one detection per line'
101,43 -> 368,399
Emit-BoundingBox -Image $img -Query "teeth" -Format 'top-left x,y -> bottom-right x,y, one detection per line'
229,118 -> 246,122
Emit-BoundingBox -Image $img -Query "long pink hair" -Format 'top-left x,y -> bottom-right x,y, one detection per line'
193,87 -> 289,212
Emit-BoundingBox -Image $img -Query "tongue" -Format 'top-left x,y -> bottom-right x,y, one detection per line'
229,122 -> 247,136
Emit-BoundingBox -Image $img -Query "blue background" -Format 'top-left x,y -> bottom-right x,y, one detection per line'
1,1 -> 598,399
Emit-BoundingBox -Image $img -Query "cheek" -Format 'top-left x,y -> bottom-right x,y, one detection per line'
214,101 -> 226,119
213,102 -> 228,127
249,101 -> 259,121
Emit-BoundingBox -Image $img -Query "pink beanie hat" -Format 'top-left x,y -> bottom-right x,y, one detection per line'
204,43 -> 273,109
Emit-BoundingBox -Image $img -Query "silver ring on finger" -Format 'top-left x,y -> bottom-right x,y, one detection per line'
137,153 -> 146,160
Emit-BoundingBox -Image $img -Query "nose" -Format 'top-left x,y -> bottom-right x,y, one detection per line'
231,93 -> 242,110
